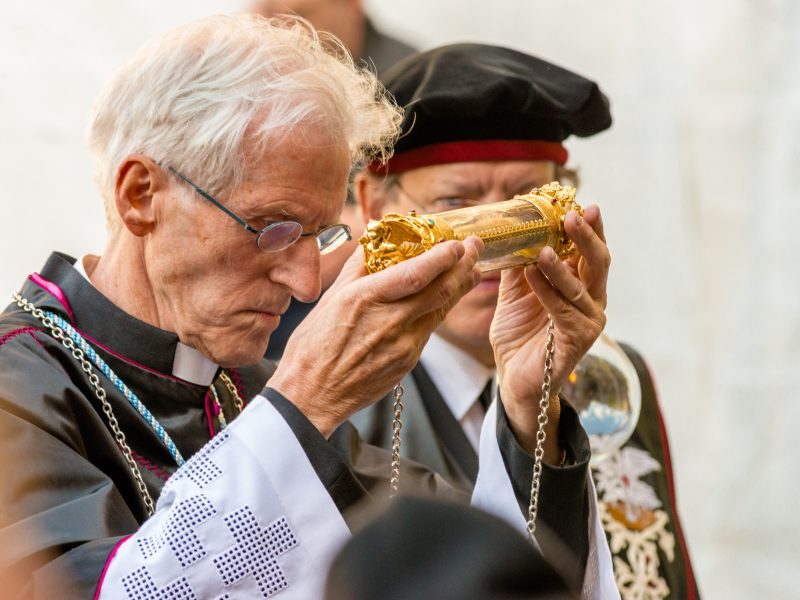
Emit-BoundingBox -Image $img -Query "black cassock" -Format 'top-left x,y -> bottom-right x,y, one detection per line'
0,253 -> 594,598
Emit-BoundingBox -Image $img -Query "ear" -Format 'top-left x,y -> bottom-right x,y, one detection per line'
114,155 -> 164,237
354,171 -> 392,224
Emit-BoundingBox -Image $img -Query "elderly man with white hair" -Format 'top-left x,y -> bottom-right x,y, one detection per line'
0,14 -> 616,599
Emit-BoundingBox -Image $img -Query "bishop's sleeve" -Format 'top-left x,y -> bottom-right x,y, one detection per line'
97,395 -> 350,599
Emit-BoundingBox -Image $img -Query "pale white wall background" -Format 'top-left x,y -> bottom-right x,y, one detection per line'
1,1 -> 798,597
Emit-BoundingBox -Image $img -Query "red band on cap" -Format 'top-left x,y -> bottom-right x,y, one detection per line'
368,140 -> 568,175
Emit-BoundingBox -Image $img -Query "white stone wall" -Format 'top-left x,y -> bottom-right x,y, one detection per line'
1,1 -> 798,597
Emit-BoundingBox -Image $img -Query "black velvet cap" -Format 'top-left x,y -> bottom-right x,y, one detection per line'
371,43 -> 611,174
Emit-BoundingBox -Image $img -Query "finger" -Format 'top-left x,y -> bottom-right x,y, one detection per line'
399,237 -> 483,332
561,206 -> 604,277
581,204 -> 606,244
363,240 -> 468,303
564,210 -> 610,301
404,238 -> 483,319
367,236 -> 484,304
409,263 -> 481,335
524,262 -> 591,326
532,247 -> 598,315
462,236 -> 485,260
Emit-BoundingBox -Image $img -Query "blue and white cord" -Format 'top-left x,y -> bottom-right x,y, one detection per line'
48,312 -> 186,466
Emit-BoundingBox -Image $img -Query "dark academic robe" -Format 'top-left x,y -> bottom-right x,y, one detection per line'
352,346 -> 701,599
0,252 -> 596,598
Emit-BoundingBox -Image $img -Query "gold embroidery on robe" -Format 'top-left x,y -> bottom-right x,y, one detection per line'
593,447 -> 677,599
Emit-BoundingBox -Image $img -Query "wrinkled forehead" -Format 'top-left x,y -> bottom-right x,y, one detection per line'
241,111 -> 350,179
233,123 -> 351,223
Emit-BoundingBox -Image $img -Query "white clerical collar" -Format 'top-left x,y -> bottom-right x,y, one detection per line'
72,255 -> 220,386
420,333 -> 495,420
170,343 -> 219,386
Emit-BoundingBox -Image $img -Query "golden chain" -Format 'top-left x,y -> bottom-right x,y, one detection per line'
209,372 -> 245,429
219,371 -> 245,414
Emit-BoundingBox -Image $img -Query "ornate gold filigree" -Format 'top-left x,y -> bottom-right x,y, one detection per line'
599,502 -> 676,600
359,211 -> 454,273
360,181 -> 583,274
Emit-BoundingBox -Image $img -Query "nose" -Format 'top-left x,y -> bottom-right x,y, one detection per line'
274,236 -> 322,303
484,189 -> 509,205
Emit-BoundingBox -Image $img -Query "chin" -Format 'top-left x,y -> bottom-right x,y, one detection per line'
463,286 -> 500,310
207,334 -> 271,368
230,314 -> 282,362
439,317 -> 492,348
446,303 -> 495,332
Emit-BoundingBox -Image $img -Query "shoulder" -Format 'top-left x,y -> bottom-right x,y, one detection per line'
0,308 -> 92,444
0,309 -> 61,379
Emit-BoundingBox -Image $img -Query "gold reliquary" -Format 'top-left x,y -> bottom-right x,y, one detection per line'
360,182 -> 583,273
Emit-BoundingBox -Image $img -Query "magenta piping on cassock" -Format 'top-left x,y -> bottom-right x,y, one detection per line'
29,272 -> 76,321
94,535 -> 132,600
204,390 -> 217,438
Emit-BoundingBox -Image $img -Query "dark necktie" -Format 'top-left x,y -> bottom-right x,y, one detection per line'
478,379 -> 493,411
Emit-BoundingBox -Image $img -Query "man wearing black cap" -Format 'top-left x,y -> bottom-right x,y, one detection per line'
353,43 -> 700,599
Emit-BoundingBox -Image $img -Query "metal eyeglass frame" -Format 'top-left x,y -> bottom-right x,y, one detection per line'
165,165 -> 351,255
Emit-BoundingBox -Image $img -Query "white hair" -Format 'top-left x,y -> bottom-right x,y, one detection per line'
87,14 -> 401,231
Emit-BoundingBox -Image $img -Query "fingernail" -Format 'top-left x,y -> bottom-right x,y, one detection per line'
574,212 -> 583,226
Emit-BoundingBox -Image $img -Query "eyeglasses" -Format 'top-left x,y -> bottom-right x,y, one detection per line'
165,166 -> 351,255
393,180 -> 484,214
